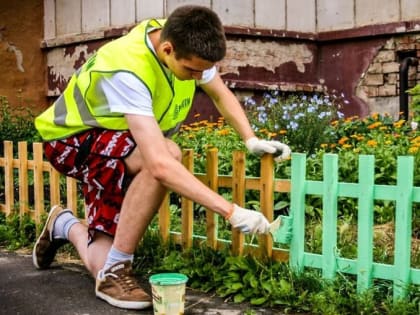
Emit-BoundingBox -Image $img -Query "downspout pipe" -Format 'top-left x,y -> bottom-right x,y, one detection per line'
399,57 -> 418,120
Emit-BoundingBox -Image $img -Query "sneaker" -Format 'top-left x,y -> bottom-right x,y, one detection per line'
95,261 -> 152,310
32,205 -> 71,269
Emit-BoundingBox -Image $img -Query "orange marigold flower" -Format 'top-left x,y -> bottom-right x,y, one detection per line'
338,137 -> 349,145
279,129 -> 287,135
367,122 -> 382,129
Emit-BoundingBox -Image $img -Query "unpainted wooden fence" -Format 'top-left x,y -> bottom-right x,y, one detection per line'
1,141 -> 419,301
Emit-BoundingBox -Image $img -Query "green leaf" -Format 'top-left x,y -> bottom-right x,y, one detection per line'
234,293 -> 247,303
250,296 -> 267,305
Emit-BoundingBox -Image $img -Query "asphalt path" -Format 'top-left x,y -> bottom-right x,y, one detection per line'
0,249 -> 288,315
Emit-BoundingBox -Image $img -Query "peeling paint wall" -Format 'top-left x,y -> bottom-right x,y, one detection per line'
46,41 -> 105,96
220,40 -> 313,75
0,0 -> 45,109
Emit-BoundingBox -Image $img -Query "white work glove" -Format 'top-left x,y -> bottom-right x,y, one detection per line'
226,204 -> 270,234
246,137 -> 291,162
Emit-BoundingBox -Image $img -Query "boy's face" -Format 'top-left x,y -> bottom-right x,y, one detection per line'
160,41 -> 214,80
170,55 -> 214,81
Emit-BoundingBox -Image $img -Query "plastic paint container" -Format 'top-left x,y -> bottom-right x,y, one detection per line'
149,273 -> 188,315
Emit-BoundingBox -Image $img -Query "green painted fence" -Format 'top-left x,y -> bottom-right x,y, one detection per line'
289,153 -> 420,300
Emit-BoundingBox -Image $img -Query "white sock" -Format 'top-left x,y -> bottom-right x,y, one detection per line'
102,246 -> 134,271
52,211 -> 79,239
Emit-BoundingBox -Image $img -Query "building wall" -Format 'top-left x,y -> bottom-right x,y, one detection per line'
0,0 -> 45,110
43,0 -> 420,37
1,0 -> 419,119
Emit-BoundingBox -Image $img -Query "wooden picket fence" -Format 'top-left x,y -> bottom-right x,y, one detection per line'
1,141 -> 420,301
0,141 -> 291,261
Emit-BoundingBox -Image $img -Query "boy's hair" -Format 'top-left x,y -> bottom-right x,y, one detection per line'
161,5 -> 226,62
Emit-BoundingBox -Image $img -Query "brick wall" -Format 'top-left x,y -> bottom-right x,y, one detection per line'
357,34 -> 420,118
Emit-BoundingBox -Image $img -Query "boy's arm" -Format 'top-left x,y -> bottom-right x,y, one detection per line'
201,73 -> 291,161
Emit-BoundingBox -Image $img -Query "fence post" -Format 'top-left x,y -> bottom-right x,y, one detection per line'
259,154 -> 274,257
289,153 -> 307,272
393,156 -> 414,300
322,154 -> 338,279
206,148 -> 219,249
232,151 -> 245,256
4,141 -> 14,216
33,142 -> 45,229
49,166 -> 61,207
181,149 -> 194,249
158,193 -> 170,243
66,177 -> 78,215
357,155 -> 375,293
18,142 -> 29,218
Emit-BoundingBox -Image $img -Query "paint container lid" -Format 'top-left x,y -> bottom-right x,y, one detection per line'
149,273 -> 188,286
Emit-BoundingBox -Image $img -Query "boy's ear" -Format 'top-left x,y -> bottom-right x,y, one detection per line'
161,41 -> 174,56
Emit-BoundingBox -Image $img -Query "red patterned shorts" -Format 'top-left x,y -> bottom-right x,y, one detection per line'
44,129 -> 136,241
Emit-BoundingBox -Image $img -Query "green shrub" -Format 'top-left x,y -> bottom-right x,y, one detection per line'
408,84 -> 420,122
0,96 -> 41,152
0,212 -> 36,250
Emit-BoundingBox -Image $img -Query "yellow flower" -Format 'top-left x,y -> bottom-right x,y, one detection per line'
217,129 -> 230,136
279,129 -> 287,135
320,143 -> 328,148
342,144 -> 352,149
408,147 -> 419,154
410,136 -> 420,145
393,120 -> 405,128
366,140 -> 377,147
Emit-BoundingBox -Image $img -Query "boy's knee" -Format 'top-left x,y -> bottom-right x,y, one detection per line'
166,140 -> 182,161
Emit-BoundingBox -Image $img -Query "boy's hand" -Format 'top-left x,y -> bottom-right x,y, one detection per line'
226,204 -> 270,234
245,137 -> 291,161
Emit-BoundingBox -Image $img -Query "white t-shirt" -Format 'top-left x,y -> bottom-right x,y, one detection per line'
100,34 -> 216,117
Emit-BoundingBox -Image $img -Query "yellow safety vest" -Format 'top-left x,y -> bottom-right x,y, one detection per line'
35,19 -> 196,140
